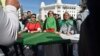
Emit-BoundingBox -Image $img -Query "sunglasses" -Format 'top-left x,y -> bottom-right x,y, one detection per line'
48,12 -> 53,14
31,17 -> 36,18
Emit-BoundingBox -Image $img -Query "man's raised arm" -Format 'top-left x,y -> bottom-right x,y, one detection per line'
0,0 -> 20,45
6,0 -> 20,10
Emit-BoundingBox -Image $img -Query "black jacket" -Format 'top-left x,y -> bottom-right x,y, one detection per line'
78,0 -> 100,55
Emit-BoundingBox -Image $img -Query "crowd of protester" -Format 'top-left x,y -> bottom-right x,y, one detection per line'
19,11 -> 79,34
19,4 -> 89,35
17,4 -> 89,55
1,0 -> 99,56
18,10 -> 82,56
0,0 -> 89,55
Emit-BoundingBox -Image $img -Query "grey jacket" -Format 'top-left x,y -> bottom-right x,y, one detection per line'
0,5 -> 19,46
76,9 -> 89,33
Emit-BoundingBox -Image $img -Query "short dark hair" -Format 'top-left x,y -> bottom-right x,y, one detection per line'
27,11 -> 31,14
21,14 -> 24,16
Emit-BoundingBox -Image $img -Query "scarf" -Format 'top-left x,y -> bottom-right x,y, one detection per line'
29,19 -> 37,23
46,17 -> 57,31
66,19 -> 74,26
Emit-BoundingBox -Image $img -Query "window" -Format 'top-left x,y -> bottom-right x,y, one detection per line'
72,11 -> 73,13
58,10 -> 60,12
74,15 -> 75,16
72,14 -> 73,16
72,7 -> 73,9
73,11 -> 75,13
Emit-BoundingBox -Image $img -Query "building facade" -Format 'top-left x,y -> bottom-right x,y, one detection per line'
40,0 -> 81,21
17,6 -> 24,19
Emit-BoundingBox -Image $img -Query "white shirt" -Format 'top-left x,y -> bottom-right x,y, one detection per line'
0,5 -> 19,46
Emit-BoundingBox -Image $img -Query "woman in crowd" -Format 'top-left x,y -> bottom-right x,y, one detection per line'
60,12 -> 77,35
59,12 -> 78,56
39,11 -> 63,56
21,14 -> 41,33
43,11 -> 57,32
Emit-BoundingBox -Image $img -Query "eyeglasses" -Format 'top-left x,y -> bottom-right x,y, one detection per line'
31,17 -> 36,18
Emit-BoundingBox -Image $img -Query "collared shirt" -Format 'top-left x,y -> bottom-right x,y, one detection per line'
0,5 -> 19,46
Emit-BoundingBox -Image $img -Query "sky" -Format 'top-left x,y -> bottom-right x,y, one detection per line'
19,0 -> 80,14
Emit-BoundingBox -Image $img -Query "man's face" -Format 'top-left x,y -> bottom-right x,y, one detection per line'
21,15 -> 25,19
55,15 -> 59,19
27,12 -> 31,16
